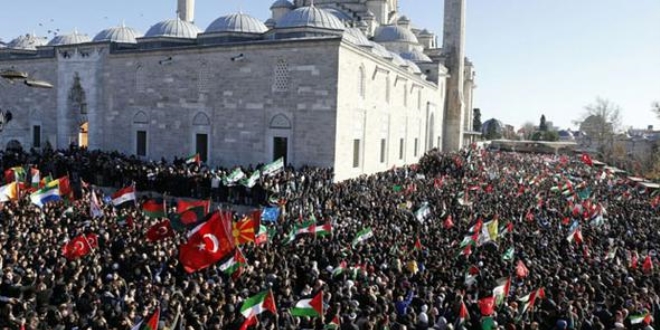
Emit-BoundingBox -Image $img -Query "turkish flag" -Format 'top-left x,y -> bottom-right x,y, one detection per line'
631,252 -> 639,269
444,215 -> 454,229
581,153 -> 593,166
478,296 -> 495,316
86,233 -> 99,249
146,219 -> 175,242
179,210 -> 235,273
516,260 -> 529,278
62,235 -> 92,260
643,255 -> 653,274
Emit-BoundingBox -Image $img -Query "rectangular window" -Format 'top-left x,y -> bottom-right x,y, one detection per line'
352,139 -> 360,168
414,138 -> 418,157
136,130 -> 147,156
380,139 -> 386,163
399,138 -> 404,160
32,125 -> 41,148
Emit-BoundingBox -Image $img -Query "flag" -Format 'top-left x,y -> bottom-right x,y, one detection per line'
242,170 -> 261,188
240,290 -> 277,319
185,153 -> 201,165
48,176 -> 72,199
631,251 -> 639,269
492,277 -> 511,306
261,157 -> 284,176
332,261 -> 347,277
314,222 -> 332,237
414,238 -> 423,251
233,211 -> 259,245
142,198 -> 166,218
392,185 -> 403,192
480,219 -> 499,245
62,235 -> 92,260
324,315 -> 340,329
352,228 -> 373,247
179,211 -> 235,273
224,168 -> 246,186
146,219 -> 175,242
567,227 -> 583,244
176,199 -> 210,226
90,190 -> 104,218
132,307 -> 160,330
643,255 -> 653,274
518,289 -> 541,315
478,296 -> 495,316
116,214 -> 134,228
30,185 -> 61,207
178,199 -> 210,214
295,221 -> 316,236
39,174 -> 53,188
0,182 -> 18,202
219,248 -> 247,280
457,301 -> 469,326
261,207 -> 280,222
291,290 -> 324,317
86,233 -> 99,249
4,166 -> 25,183
255,225 -> 269,245
630,313 -> 652,325
502,247 -> 514,262
516,260 -> 529,278
581,153 -> 593,166
414,202 -> 431,223
30,168 -> 40,189
239,315 -> 258,330
111,185 -> 136,207
444,215 -> 454,229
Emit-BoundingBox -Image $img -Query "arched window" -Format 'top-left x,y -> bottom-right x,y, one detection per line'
133,111 -> 148,124
198,62 -> 209,94
193,112 -> 211,126
273,59 -> 290,92
135,65 -> 145,93
359,66 -> 366,99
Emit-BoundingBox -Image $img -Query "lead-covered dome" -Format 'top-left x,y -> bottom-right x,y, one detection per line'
8,34 -> 48,49
48,30 -> 91,46
400,49 -> 432,63
343,28 -> 371,47
206,13 -> 268,34
373,25 -> 419,44
270,0 -> 294,9
144,18 -> 201,39
277,6 -> 345,30
94,24 -> 142,43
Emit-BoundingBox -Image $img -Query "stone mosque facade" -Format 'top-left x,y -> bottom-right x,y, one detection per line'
0,0 -> 478,181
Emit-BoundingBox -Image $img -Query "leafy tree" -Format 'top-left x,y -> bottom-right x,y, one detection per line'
473,108 -> 482,132
484,121 -> 502,140
539,115 -> 548,132
544,130 -> 559,142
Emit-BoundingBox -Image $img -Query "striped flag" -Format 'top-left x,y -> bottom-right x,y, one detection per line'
291,291 -> 323,317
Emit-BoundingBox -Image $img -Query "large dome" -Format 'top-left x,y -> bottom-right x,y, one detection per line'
48,31 -> 92,46
144,18 -> 201,39
206,13 -> 268,34
399,49 -> 432,63
94,24 -> 142,43
276,6 -> 345,30
373,25 -> 419,44
8,34 -> 48,50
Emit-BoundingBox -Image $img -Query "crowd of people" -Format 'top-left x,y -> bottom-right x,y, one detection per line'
0,146 -> 659,330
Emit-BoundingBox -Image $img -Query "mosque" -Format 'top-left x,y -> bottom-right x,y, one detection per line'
0,0 -> 478,181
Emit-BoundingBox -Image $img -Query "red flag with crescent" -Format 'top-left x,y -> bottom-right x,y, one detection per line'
179,210 -> 235,273
62,235 -> 92,260
146,219 -> 176,242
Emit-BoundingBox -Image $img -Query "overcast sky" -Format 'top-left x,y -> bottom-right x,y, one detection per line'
3,0 -> 659,130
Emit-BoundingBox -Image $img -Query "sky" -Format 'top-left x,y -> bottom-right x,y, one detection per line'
2,0 -> 659,130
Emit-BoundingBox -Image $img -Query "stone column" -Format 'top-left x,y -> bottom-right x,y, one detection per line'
442,0 -> 466,151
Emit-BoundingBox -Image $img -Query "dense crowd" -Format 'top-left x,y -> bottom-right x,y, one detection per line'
1,146 -> 659,330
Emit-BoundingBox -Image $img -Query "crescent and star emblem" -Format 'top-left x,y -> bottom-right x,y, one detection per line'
200,233 -> 219,253
74,241 -> 85,251
157,226 -> 169,235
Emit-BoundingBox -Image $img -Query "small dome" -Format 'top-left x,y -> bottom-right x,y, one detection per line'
144,18 -> 201,39
373,25 -> 419,44
323,8 -> 353,22
370,41 -> 392,58
48,30 -> 91,46
93,24 -> 142,43
265,18 -> 276,29
397,15 -> 411,24
277,6 -> 345,30
419,29 -> 432,37
389,51 -> 406,67
400,49 -> 432,63
343,28 -> 371,47
404,60 -> 422,74
270,0 -> 294,10
8,34 -> 48,50
206,13 -> 268,34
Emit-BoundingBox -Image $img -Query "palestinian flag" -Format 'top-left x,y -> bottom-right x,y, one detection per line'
295,221 -> 316,236
314,222 -> 332,237
132,307 -> 160,330
457,301 -> 469,326
4,166 -> 26,184
142,198 -> 166,218
254,225 -> 270,245
351,228 -> 373,247
291,290 -> 323,317
567,227 -> 583,244
492,277 -> 511,306
630,313 -> 651,325
331,261 -> 347,277
116,214 -> 134,228
219,248 -> 246,280
240,290 -> 277,319
185,153 -> 201,165
516,260 -> 529,278
324,315 -> 340,329
30,168 -> 40,189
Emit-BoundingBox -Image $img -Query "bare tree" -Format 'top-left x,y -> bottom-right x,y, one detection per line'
652,101 -> 660,119
521,121 -> 536,140
574,98 -> 622,155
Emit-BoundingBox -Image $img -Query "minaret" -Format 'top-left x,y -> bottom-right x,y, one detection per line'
177,0 -> 195,22
442,0 -> 466,151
